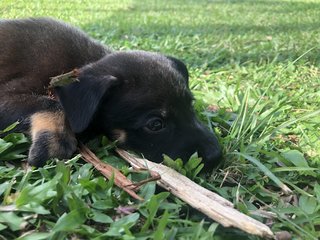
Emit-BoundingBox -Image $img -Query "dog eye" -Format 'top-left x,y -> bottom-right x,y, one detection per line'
145,118 -> 165,132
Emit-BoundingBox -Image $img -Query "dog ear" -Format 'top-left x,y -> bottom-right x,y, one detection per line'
166,56 -> 189,83
55,73 -> 119,133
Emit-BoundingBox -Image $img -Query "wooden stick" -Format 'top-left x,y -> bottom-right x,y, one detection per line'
116,149 -> 275,239
49,69 -> 80,88
78,143 -> 143,201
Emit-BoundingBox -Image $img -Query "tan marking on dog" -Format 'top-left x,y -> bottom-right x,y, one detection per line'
30,111 -> 65,139
30,111 -> 77,159
112,129 -> 127,143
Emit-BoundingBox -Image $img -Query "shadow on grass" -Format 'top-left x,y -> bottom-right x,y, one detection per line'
76,0 -> 320,68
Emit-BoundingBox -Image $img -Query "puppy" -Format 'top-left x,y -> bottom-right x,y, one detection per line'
0,17 -> 222,168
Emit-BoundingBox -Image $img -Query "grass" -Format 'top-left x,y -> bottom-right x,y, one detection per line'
0,0 -> 320,239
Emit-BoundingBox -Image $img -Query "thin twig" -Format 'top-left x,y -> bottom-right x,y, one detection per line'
78,143 -> 143,201
116,149 -> 275,239
49,69 -> 80,88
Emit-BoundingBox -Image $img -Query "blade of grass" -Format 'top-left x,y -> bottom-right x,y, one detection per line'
257,109 -> 320,143
229,152 -> 292,194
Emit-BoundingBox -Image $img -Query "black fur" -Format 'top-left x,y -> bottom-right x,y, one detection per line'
56,74 -> 119,133
0,17 -> 222,168
28,131 -> 51,167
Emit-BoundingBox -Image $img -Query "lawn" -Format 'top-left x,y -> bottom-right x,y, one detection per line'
0,0 -> 320,239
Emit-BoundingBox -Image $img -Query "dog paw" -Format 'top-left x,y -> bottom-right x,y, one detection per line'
28,130 -> 77,167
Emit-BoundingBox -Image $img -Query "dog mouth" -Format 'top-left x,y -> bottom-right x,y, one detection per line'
111,129 -> 127,144
109,123 -> 222,169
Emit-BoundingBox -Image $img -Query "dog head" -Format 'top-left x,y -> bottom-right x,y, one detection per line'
55,51 -> 222,168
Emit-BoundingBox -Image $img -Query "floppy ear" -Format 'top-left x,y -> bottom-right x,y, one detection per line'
166,56 -> 189,84
55,73 -> 119,133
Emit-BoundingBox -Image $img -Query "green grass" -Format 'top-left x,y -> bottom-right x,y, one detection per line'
1,0 -> 320,239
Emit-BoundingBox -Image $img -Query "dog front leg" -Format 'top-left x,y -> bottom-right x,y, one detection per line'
0,95 -> 77,167
28,111 -> 77,167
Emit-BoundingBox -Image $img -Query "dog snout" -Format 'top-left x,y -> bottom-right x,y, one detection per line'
194,122 -> 222,168
198,143 -> 222,169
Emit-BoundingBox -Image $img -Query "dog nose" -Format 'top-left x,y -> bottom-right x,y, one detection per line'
198,146 -> 222,169
194,122 -> 223,169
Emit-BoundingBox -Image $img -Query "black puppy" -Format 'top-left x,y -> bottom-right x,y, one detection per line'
0,18 -> 222,168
